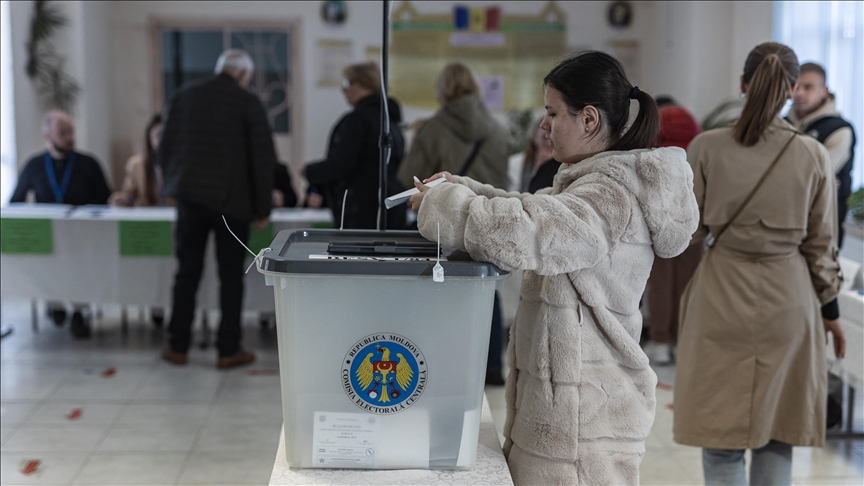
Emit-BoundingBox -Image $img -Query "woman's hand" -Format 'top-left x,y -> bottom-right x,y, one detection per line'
422,171 -> 454,184
823,318 -> 846,359
408,172 -> 456,212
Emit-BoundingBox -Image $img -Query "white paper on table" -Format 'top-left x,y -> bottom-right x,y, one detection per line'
312,411 -> 381,468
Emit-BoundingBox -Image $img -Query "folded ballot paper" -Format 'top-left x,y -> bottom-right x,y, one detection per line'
385,177 -> 447,209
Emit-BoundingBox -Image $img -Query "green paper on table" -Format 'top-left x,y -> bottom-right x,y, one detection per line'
119,221 -> 173,256
0,218 -> 53,254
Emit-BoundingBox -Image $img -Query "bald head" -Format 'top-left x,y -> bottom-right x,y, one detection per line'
42,110 -> 75,157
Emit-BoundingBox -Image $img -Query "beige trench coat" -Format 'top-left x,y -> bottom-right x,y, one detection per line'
673,117 -> 843,449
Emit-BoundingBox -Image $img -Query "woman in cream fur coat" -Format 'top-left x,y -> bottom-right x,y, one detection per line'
409,52 -> 699,485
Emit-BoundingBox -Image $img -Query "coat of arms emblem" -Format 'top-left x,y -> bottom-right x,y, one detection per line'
342,334 -> 427,414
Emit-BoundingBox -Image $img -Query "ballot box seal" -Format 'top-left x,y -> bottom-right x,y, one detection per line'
342,334 -> 427,414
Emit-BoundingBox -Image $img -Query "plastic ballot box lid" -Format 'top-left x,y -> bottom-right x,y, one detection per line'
258,229 -> 507,278
257,230 -> 508,470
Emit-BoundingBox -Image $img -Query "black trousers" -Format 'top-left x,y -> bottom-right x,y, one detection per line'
168,201 -> 249,357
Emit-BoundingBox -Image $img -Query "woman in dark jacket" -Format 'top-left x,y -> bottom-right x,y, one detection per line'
304,62 -> 406,229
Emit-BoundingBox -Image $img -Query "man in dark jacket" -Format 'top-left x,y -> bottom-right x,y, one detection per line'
304,62 -> 406,229
787,63 -> 857,248
10,110 -> 112,339
159,49 -> 276,369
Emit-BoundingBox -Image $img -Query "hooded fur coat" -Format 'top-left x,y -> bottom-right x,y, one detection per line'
416,147 -> 699,485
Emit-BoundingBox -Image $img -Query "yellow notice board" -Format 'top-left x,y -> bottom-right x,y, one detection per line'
389,1 -> 568,110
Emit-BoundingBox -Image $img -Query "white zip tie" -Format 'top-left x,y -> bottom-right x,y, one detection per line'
433,221 -> 444,282
222,215 -> 271,274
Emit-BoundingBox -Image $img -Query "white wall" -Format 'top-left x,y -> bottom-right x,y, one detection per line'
7,1 -> 114,178
5,0 -> 776,193
110,0 -> 385,189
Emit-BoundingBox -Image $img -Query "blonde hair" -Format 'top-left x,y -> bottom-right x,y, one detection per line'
733,43 -> 799,146
343,62 -> 381,94
436,62 -> 479,103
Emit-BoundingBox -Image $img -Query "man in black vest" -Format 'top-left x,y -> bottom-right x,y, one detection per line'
159,49 -> 276,369
10,110 -> 112,339
787,62 -> 857,248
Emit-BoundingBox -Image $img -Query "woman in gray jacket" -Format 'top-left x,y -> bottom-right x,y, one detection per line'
409,52 -> 699,485
397,62 -> 509,190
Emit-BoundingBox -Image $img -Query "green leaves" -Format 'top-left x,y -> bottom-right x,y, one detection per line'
25,1 -> 79,114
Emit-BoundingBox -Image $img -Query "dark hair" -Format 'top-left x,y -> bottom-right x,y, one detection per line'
143,114 -> 162,206
733,42 -> 798,147
800,62 -> 826,83
654,95 -> 676,108
543,51 -> 659,151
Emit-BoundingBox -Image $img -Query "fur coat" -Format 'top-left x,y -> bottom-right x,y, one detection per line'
416,148 -> 699,485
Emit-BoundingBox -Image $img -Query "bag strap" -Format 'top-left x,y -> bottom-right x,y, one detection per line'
458,139 -> 485,177
707,132 -> 798,248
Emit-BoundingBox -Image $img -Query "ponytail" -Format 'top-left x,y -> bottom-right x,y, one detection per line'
608,89 -> 660,151
544,51 -> 660,153
733,43 -> 799,147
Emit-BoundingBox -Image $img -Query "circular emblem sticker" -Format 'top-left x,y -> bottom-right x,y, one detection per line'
342,334 -> 427,414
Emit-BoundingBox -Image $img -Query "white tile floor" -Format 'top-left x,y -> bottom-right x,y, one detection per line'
1,300 -> 862,485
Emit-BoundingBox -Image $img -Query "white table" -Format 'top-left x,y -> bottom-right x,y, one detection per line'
269,395 -> 513,485
0,204 -> 332,322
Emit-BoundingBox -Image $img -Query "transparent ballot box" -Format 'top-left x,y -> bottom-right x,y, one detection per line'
258,230 -> 507,469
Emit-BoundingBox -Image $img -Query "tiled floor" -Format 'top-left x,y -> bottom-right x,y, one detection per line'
1,300 -> 863,485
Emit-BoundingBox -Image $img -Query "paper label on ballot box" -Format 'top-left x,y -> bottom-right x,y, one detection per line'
312,411 -> 380,467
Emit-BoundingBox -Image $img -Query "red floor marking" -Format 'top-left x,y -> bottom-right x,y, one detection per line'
666,403 -> 674,410
67,408 -> 83,421
247,369 -> 279,376
20,460 -> 40,475
102,367 -> 116,378
657,383 -> 672,391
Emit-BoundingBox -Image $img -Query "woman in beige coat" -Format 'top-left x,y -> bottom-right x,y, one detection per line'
409,52 -> 699,485
110,114 -> 164,207
673,43 -> 846,485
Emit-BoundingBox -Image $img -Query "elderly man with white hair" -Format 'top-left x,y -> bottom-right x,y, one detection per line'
159,49 -> 276,369
10,110 -> 112,338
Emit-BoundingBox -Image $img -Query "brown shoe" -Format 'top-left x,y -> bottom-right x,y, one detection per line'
217,350 -> 256,369
161,348 -> 188,365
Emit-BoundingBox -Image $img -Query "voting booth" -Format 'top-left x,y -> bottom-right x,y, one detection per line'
258,229 -> 506,469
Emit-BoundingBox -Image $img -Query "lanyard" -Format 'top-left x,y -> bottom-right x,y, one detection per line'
44,152 -> 76,204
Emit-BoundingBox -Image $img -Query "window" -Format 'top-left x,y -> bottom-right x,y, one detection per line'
161,28 -> 292,133
775,1 -> 864,189
1,0 -> 16,205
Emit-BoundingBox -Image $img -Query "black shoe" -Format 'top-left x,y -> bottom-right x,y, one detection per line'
485,370 -> 505,386
70,311 -> 91,339
49,308 -> 68,326
151,309 -> 165,328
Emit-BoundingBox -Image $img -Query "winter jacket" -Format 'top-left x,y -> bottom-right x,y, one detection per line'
305,94 -> 406,229
159,73 -> 276,222
398,93 -> 509,189
416,148 -> 699,485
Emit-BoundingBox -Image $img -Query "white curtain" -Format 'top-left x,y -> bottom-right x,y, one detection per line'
775,0 -> 864,190
0,0 -> 17,206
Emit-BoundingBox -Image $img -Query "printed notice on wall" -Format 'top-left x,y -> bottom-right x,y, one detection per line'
312,411 -> 380,467
317,39 -> 353,87
478,76 -> 504,111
